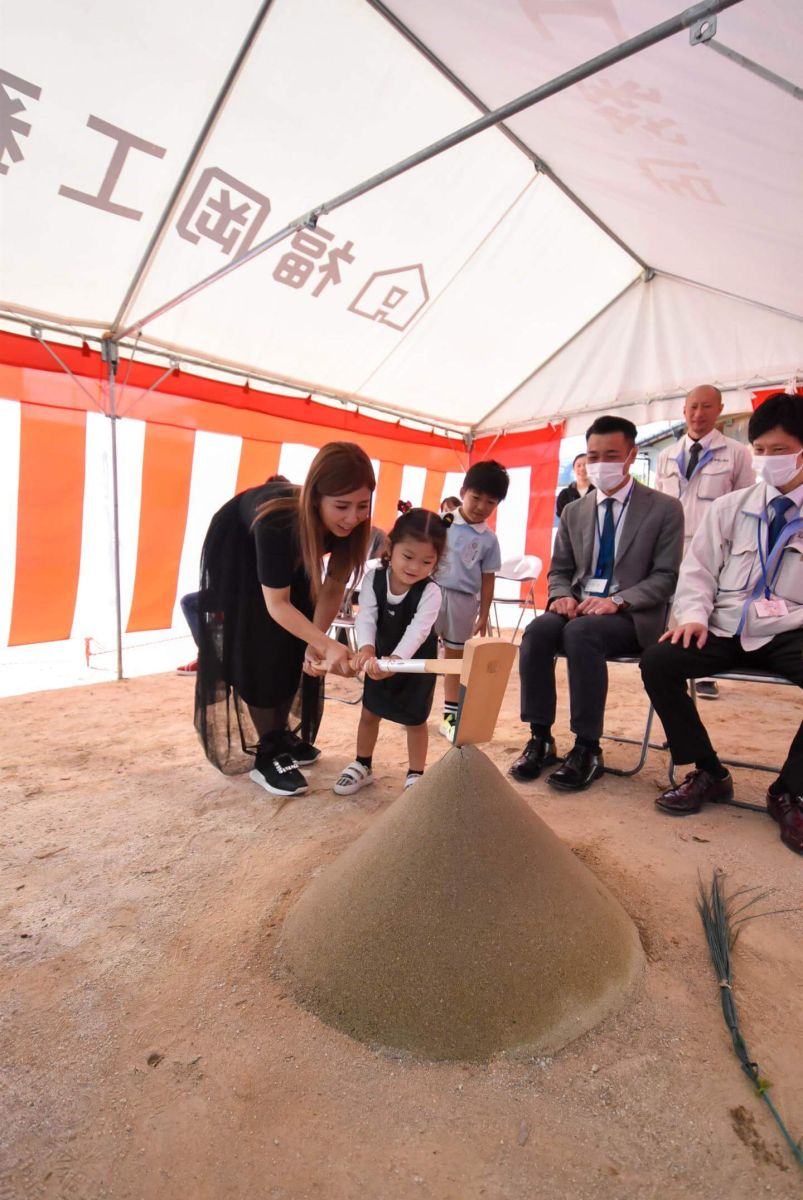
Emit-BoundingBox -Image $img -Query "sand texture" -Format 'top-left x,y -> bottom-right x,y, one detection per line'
1,660 -> 802,1199
280,745 -> 644,1060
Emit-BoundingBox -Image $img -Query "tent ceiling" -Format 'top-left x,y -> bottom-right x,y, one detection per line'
1,0 -> 801,433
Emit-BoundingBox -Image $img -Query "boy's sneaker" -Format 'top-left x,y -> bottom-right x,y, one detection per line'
176,659 -> 198,675
279,729 -> 321,766
334,761 -> 374,796
404,772 -> 423,790
250,752 -> 308,797
439,712 -> 457,742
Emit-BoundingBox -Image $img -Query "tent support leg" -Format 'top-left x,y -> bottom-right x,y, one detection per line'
102,339 -> 124,683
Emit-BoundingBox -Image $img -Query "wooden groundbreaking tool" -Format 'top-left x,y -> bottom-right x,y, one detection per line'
376,637 -> 518,746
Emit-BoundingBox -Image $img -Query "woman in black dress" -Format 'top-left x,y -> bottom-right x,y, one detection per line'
195,442 -> 375,797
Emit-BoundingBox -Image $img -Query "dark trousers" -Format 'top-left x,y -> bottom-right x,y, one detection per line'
520,611 -> 641,743
180,591 -> 201,647
639,630 -> 803,793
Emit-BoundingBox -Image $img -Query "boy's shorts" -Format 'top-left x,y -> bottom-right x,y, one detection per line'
434,588 -> 479,650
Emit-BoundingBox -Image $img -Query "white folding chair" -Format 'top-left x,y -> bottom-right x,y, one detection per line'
490,556 -> 542,641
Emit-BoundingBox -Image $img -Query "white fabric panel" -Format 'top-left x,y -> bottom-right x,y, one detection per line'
73,412 -> 118,641
488,275 -> 803,434
388,0 -> 803,317
492,466 -> 531,609
0,400 -> 21,647
127,0 -> 534,425
363,175 -> 638,422
0,0 -> 261,320
400,465 -> 426,508
115,418 -> 147,634
73,414 -> 146,643
442,471 -> 464,505
279,443 -> 319,484
172,430 -> 242,628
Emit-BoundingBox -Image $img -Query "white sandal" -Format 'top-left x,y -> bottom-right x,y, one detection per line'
333,760 -> 374,796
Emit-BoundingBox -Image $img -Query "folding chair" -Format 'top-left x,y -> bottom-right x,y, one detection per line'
599,657 -> 666,778
490,556 -> 542,641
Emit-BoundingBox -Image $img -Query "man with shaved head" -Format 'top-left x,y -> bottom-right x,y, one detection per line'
655,384 -> 755,698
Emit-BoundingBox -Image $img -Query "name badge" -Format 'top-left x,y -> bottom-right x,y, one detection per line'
584,578 -> 609,596
754,597 -> 788,618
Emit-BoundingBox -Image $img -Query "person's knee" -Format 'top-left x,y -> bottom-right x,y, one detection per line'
639,642 -> 669,688
520,616 -> 560,670
562,617 -> 599,654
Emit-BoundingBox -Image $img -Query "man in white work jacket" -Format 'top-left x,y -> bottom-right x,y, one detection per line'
655,384 -> 755,699
640,392 -> 803,856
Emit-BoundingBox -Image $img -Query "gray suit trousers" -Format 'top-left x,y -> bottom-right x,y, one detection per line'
519,611 -> 640,742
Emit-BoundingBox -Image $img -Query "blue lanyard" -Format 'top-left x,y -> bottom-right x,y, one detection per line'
735,513 -> 803,634
594,492 -> 630,578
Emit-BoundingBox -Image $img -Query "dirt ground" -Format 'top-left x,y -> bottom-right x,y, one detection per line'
1,659 -> 801,1200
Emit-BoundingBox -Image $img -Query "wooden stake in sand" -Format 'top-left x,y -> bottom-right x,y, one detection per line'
279,745 -> 644,1062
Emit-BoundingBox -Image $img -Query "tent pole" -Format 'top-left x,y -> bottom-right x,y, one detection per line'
117,0 -> 744,341
102,338 -> 124,682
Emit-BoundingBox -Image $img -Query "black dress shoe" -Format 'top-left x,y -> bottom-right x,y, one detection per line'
547,744 -> 604,792
655,769 -> 733,814
509,737 -> 561,781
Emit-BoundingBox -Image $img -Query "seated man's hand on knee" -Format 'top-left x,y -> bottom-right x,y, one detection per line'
659,622 -> 709,649
549,596 -> 578,619
576,597 -> 619,617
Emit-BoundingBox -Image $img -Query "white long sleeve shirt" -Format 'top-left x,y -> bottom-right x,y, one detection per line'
355,569 -> 442,659
673,481 -> 803,650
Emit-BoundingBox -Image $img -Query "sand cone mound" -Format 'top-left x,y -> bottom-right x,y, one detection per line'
279,745 -> 644,1061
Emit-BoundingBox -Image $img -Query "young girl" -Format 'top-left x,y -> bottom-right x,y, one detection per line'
334,507 -> 449,796
195,442 -> 375,798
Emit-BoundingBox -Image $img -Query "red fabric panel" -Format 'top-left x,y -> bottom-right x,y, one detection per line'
421,470 -> 446,514
126,425 -> 196,632
373,462 -> 404,536
236,439 -> 281,493
0,330 -> 458,455
472,424 -> 563,607
751,386 -> 803,410
9,405 -> 86,646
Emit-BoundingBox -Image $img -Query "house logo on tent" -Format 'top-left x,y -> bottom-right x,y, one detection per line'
348,264 -> 429,332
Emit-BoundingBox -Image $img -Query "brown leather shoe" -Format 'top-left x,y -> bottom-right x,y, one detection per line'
656,769 -> 734,815
766,788 -> 803,855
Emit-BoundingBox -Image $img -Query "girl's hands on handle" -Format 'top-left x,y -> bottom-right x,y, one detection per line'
364,654 -> 401,681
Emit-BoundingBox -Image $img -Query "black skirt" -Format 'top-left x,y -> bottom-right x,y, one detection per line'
362,568 -> 437,727
193,484 -> 323,774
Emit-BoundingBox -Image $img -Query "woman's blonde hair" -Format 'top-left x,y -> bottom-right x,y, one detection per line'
255,442 -> 375,597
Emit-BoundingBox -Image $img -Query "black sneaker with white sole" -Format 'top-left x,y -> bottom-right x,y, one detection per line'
279,729 -> 321,766
250,752 -> 308,796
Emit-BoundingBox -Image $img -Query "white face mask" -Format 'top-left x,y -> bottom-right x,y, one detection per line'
753,452 -> 803,488
585,460 -> 630,492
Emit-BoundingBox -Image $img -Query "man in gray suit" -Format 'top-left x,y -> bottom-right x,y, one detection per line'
510,415 -> 684,791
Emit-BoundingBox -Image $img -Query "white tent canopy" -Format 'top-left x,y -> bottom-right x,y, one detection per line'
1,0 -> 801,434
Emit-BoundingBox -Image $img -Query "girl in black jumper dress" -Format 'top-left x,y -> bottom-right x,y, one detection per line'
334,508 -> 450,796
195,442 -> 375,797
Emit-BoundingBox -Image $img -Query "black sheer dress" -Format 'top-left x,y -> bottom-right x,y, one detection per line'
194,481 -> 325,774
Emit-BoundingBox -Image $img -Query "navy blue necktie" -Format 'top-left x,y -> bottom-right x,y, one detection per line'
685,440 -> 701,480
767,496 -> 795,553
596,498 -> 616,587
